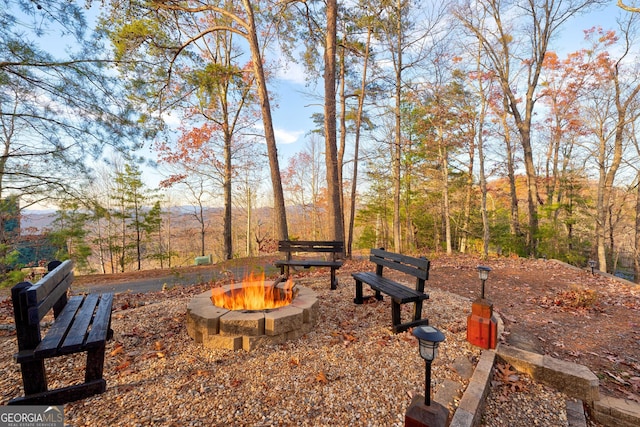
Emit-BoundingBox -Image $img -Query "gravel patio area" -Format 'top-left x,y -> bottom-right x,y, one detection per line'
2,254 -> 632,426
1,270 -> 481,426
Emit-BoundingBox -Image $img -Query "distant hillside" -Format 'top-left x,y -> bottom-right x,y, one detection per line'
20,206 -> 227,235
21,210 -> 56,234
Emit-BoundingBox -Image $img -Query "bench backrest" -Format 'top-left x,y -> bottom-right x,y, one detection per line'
278,240 -> 344,260
369,248 -> 430,291
11,260 -> 73,351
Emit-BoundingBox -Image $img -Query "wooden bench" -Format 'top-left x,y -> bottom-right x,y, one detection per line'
9,260 -> 114,405
352,248 -> 430,333
274,240 -> 344,290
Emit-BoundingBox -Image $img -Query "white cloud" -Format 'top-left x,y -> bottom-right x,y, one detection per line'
274,127 -> 304,144
275,60 -> 308,85
250,122 -> 304,145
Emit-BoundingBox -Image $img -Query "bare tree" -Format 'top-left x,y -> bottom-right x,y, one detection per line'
455,0 -> 604,255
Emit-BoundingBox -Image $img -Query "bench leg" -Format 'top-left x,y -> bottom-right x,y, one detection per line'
354,280 -> 363,304
85,342 -> 106,383
413,300 -> 424,322
375,289 -> 383,301
20,360 -> 48,395
391,301 -> 401,331
330,268 -> 337,290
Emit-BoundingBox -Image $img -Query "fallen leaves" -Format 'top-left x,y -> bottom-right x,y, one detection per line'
535,286 -> 602,312
110,343 -> 124,357
605,371 -> 629,385
315,371 -> 328,384
492,362 -> 528,396
108,338 -> 169,376
328,330 -> 358,346
115,360 -> 131,372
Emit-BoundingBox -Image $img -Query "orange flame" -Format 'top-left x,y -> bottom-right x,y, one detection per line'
211,272 -> 295,311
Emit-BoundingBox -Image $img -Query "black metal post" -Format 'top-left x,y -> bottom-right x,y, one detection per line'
424,360 -> 432,406
480,279 -> 486,299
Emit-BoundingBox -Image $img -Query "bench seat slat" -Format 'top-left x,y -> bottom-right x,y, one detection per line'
32,296 -> 84,358
279,241 -> 344,252
61,293 -> 100,352
86,293 -> 114,347
352,272 -> 429,303
274,260 -> 343,268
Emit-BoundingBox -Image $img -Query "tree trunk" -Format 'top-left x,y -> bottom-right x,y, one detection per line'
223,130 -> 233,260
347,25 -> 373,258
478,123 -> 490,259
392,0 -> 403,253
245,177 -> 253,257
135,203 -> 142,270
520,126 -> 540,254
635,174 -> 640,282
165,206 -> 172,268
460,129 -> 475,254
199,204 -> 206,257
338,38 -> 347,238
500,99 -> 521,238
244,0 -> 288,241
596,86 -> 630,272
440,135 -> 452,254
324,0 -> 344,244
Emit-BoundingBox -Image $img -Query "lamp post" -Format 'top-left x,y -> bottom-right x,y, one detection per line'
589,260 -> 596,275
467,265 -> 497,349
406,325 -> 449,426
477,265 -> 491,299
412,326 -> 445,406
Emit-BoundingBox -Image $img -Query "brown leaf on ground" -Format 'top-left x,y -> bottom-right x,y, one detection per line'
606,371 -> 629,385
494,362 -> 528,392
342,332 -> 357,342
316,371 -> 328,384
110,343 -> 124,356
115,360 -> 131,372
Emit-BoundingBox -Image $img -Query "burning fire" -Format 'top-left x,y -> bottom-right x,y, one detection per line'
211,272 -> 295,311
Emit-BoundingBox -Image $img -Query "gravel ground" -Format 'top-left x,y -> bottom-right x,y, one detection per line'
1,264 -> 604,426
1,273 -> 482,426
481,362 -> 571,427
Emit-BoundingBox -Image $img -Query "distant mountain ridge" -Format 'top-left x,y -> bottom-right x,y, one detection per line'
21,211 -> 56,234
20,206 -> 227,234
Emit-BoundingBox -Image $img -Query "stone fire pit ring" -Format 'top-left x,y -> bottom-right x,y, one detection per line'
186,284 -> 318,351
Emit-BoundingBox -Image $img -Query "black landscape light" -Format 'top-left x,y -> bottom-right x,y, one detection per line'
413,325 -> 445,406
589,260 -> 596,275
477,265 -> 492,299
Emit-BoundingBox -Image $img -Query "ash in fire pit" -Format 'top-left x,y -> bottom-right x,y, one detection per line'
187,279 -> 318,351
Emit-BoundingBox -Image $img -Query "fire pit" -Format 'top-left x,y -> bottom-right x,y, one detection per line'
186,275 -> 318,351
